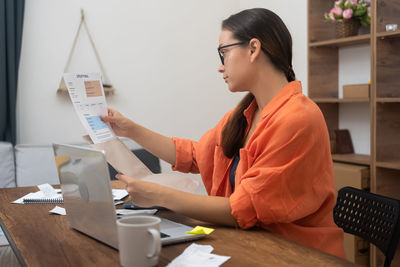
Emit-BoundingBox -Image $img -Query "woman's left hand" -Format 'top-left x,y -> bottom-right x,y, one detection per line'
116,173 -> 166,207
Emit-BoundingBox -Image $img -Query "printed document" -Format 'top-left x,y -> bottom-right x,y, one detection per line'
63,73 -> 115,143
63,72 -> 199,193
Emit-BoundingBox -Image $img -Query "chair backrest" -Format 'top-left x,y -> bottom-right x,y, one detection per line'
334,186 -> 400,267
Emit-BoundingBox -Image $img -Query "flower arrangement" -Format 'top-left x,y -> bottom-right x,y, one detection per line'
324,0 -> 371,26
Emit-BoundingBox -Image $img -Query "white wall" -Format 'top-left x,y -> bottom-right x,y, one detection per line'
338,45 -> 371,155
17,0 -> 244,194
17,0 -> 243,146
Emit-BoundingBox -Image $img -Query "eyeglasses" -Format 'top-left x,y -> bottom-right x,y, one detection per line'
217,41 -> 246,65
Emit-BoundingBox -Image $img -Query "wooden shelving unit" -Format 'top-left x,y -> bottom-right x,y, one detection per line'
312,97 -> 370,103
309,34 -> 371,48
332,154 -> 370,166
375,161 -> 400,170
376,30 -> 400,39
308,1 -> 400,266
376,97 -> 400,102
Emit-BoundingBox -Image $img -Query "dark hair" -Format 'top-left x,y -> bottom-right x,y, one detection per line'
221,8 -> 296,158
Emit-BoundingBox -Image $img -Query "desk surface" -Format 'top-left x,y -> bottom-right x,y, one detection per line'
0,182 -> 355,267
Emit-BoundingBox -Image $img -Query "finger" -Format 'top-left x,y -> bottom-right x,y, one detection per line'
101,115 -> 116,123
115,173 -> 133,184
108,108 -> 116,116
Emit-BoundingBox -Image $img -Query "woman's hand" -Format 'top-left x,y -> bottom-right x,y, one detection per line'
116,173 -> 237,226
116,173 -> 166,207
101,108 -> 135,138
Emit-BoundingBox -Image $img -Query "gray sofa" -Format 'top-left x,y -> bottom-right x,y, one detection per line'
0,139 -> 161,188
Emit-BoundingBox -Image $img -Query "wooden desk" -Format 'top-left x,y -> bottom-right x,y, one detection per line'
0,183 -> 355,267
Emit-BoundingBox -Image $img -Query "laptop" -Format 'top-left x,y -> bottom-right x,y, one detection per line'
52,143 -> 205,249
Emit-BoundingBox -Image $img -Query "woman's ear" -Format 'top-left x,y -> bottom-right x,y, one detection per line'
249,38 -> 261,63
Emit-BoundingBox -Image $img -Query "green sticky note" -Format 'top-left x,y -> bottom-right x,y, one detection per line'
186,226 -> 215,235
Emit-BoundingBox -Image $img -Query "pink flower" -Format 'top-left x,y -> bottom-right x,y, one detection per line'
329,11 -> 336,20
335,0 -> 342,5
351,0 -> 359,6
343,9 -> 353,19
331,7 -> 343,17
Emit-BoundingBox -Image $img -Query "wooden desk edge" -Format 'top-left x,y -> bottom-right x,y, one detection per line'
0,218 -> 27,267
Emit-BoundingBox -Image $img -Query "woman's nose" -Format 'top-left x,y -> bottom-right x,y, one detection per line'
218,64 -> 224,73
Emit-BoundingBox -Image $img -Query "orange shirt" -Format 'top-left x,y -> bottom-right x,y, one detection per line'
172,81 -> 345,258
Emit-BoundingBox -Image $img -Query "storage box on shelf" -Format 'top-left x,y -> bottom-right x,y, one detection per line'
343,84 -> 370,99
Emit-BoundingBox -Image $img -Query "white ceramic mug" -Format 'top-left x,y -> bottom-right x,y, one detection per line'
117,215 -> 162,267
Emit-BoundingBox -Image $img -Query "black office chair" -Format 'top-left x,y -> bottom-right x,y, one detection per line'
333,186 -> 400,267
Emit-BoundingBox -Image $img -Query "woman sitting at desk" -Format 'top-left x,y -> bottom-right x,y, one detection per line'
102,8 -> 346,258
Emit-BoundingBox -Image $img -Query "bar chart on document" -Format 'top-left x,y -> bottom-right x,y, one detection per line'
63,73 -> 115,144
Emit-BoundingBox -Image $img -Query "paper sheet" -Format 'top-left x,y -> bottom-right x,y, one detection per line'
38,183 -> 59,198
50,206 -> 66,215
83,135 -> 152,179
83,135 -> 199,193
141,173 -> 199,193
167,243 -> 230,267
112,189 -> 129,201
12,184 -> 127,204
48,207 -> 157,216
115,209 -> 157,216
63,73 -> 115,144
12,184 -> 62,204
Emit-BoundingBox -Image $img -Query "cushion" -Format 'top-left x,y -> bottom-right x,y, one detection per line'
15,144 -> 59,187
0,142 -> 16,188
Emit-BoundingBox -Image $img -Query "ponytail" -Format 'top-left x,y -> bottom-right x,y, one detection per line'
287,65 -> 296,82
221,93 -> 254,158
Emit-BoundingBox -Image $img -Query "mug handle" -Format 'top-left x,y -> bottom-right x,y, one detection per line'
147,228 -> 161,259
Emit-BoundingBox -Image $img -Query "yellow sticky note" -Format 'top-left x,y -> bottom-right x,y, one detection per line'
186,226 -> 215,235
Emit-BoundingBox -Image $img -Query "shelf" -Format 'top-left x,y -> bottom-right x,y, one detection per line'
309,34 -> 370,48
376,98 -> 400,103
312,97 -> 369,103
376,161 -> 400,171
332,154 -> 370,166
376,30 -> 400,39
57,86 -> 115,96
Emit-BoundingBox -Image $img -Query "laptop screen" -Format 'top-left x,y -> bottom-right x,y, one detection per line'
53,143 -> 119,248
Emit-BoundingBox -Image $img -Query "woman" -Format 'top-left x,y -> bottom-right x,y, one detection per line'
102,8 -> 345,258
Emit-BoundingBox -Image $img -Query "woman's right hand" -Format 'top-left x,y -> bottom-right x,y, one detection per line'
101,108 -> 135,138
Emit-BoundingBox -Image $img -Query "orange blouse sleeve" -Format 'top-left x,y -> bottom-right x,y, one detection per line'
172,110 -> 233,174
230,99 -> 335,229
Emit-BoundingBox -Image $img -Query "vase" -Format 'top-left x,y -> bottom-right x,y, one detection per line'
335,19 -> 360,38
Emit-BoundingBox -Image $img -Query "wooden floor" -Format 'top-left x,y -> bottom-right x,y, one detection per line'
0,235 -> 20,267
